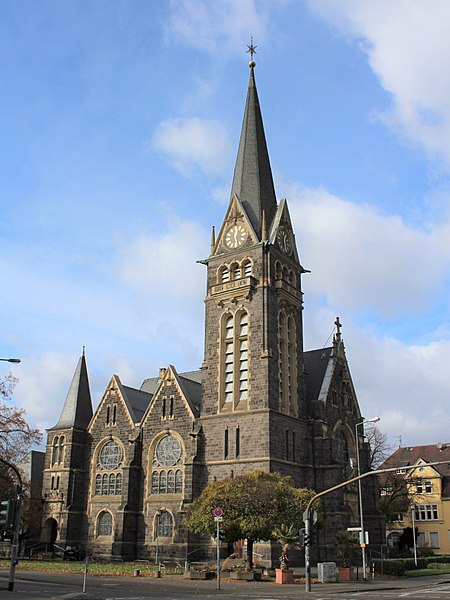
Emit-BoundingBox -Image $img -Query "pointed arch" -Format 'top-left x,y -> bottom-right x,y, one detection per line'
219,308 -> 250,410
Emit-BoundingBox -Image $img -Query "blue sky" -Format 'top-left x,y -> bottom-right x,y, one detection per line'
2,0 -> 450,449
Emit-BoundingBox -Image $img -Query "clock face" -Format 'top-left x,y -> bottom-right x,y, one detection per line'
277,227 -> 292,255
155,436 -> 181,467
225,224 -> 247,249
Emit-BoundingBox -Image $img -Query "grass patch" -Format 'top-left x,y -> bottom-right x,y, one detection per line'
0,560 -> 179,577
405,568 -> 450,577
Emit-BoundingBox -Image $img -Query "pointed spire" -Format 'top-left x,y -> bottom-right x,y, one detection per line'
50,349 -> 93,430
230,53 -> 277,239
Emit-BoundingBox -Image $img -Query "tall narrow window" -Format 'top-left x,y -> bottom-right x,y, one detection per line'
112,404 -> 117,425
221,311 -> 249,407
170,398 -> 174,417
278,311 -> 287,411
52,437 -> 59,466
292,431 -> 296,462
162,398 -> 166,418
232,264 -> 241,279
224,315 -> 234,403
287,316 -> 297,414
238,313 -> 249,402
224,429 -> 229,459
59,436 -> 65,465
236,427 -> 240,458
285,429 -> 289,460
106,406 -> 110,424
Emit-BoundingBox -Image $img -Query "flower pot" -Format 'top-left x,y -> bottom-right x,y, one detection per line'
229,570 -> 261,581
275,568 -> 294,584
338,566 -> 354,581
184,570 -> 215,579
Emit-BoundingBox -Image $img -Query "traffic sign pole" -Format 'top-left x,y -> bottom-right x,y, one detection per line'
216,519 -> 221,590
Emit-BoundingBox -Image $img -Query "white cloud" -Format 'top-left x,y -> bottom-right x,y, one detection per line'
166,0 -> 272,55
287,184 -> 449,316
348,327 -> 450,446
310,0 -> 450,165
152,117 -> 233,177
118,218 -> 208,302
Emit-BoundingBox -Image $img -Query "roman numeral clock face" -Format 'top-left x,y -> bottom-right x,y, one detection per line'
277,226 -> 293,255
225,224 -> 247,249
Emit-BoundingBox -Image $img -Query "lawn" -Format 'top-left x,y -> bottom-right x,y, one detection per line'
0,560 -> 180,577
405,567 -> 450,577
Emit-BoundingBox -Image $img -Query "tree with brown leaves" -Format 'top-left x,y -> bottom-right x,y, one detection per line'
0,374 -> 42,467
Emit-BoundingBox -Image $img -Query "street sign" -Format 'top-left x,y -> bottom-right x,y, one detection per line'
347,527 -> 362,532
213,507 -> 223,517
303,509 -> 318,524
214,516 -> 223,522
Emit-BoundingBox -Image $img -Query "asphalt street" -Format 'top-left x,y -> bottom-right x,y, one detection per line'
1,571 -> 450,600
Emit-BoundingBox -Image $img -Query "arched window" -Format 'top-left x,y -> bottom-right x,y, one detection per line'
221,311 -> 249,408
58,436 -> 65,465
175,470 -> 182,494
219,266 -> 229,283
242,260 -> 252,277
150,435 -> 183,495
52,437 -> 59,466
97,511 -> 113,536
94,440 -> 123,496
167,470 -> 175,493
238,313 -> 249,402
157,511 -> 173,537
278,311 -> 297,415
336,430 -> 349,464
231,263 -> 241,280
223,315 -> 234,404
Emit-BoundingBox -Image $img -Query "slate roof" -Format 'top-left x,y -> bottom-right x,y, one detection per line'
231,65 -> 277,239
50,353 -> 93,430
304,346 -> 334,403
140,369 -> 202,418
122,385 -> 153,424
380,444 -> 450,479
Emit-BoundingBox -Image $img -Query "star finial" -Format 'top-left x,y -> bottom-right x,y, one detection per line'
246,36 -> 257,67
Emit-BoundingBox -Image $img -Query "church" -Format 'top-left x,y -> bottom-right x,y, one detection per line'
41,57 -> 383,564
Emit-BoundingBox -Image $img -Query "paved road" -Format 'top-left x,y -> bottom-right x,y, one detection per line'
2,571 -> 450,600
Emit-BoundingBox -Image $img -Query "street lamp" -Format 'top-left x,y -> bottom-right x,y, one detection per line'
355,416 -> 380,580
0,358 -> 21,363
410,504 -> 418,567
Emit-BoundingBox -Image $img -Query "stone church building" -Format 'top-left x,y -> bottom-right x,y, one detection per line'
41,60 -> 383,564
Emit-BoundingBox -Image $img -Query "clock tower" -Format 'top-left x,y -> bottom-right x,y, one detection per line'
199,60 -> 311,486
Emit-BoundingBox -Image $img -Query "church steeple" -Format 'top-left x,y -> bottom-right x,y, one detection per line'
230,58 -> 277,239
50,349 -> 93,430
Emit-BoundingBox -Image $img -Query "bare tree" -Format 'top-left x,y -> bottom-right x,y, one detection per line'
0,374 -> 42,465
366,426 -> 391,469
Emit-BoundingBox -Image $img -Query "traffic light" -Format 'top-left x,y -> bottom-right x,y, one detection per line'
218,528 -> 226,542
0,499 -> 17,532
299,528 -> 305,546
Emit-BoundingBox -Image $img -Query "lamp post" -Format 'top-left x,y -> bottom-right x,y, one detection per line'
410,504 -> 418,566
355,416 -> 380,580
0,358 -> 21,363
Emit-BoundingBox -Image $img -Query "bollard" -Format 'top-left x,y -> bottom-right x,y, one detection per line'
133,569 -> 140,577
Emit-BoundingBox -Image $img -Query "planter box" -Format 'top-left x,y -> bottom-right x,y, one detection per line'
338,567 -> 354,581
184,571 -> 215,580
275,568 -> 294,584
229,570 -> 262,581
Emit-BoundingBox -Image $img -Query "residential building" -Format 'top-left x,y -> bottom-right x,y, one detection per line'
380,444 -> 450,554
